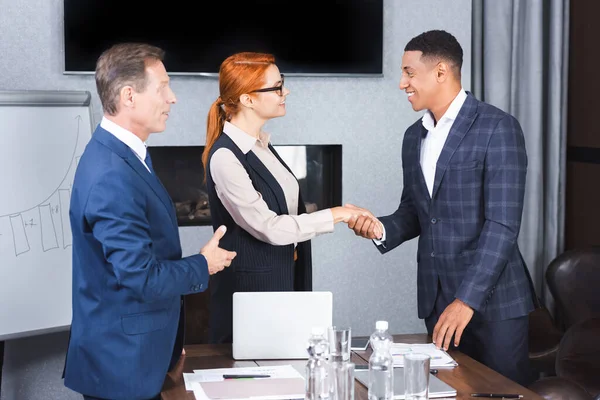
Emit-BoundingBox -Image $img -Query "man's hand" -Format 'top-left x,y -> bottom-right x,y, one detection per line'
432,299 -> 474,350
200,225 -> 237,275
345,203 -> 383,239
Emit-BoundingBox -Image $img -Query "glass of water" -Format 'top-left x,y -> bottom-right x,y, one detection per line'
328,326 -> 351,362
404,353 -> 430,400
331,361 -> 355,400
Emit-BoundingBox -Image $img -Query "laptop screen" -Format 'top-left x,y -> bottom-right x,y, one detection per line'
232,291 -> 333,360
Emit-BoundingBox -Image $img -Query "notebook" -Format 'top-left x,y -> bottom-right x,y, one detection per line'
354,368 -> 457,399
232,291 -> 333,360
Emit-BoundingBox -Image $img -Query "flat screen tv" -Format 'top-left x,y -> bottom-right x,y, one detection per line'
63,0 -> 384,76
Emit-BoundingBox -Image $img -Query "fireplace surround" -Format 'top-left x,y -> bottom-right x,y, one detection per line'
147,145 -> 343,226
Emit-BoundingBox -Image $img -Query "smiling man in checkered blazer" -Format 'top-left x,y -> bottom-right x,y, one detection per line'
347,30 -> 536,386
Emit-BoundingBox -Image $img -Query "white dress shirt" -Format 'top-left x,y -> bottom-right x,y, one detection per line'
100,117 -> 151,173
374,88 -> 467,245
420,88 -> 467,196
209,121 -> 334,247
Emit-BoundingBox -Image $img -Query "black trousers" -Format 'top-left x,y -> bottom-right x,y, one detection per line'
424,284 -> 535,387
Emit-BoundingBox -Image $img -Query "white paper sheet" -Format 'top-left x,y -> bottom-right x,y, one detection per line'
187,364 -> 305,399
191,365 -> 302,381
391,343 -> 458,368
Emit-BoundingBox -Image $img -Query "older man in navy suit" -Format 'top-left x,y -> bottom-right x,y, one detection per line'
63,43 -> 236,400
348,30 -> 536,386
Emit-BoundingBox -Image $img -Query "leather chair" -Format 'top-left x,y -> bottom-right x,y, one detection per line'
529,376 -> 592,400
528,318 -> 600,399
527,247 -> 600,398
528,301 -> 563,376
546,247 -> 600,329
555,318 -> 600,398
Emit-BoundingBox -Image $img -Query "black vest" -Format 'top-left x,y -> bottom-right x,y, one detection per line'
205,133 -> 313,343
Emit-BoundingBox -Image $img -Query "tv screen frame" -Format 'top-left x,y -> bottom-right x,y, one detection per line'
63,0 -> 384,77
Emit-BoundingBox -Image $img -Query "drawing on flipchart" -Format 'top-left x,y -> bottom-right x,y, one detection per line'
0,114 -> 86,257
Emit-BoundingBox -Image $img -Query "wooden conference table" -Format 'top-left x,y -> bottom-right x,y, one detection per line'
160,334 -> 544,400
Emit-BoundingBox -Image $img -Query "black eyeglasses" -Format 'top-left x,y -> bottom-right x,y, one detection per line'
250,74 -> 285,96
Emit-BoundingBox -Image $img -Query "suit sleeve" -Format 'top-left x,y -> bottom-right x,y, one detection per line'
375,128 -> 421,254
85,170 -> 209,302
454,115 -> 528,311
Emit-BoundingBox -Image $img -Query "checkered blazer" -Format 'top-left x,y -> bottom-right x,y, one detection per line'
379,93 -> 535,321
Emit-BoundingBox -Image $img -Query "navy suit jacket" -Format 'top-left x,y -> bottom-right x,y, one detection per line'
379,93 -> 535,321
63,126 -> 209,400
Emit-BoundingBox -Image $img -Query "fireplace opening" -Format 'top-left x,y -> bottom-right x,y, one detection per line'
147,145 -> 343,227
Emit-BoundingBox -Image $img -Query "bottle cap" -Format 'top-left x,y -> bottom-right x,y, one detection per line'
375,320 -> 388,330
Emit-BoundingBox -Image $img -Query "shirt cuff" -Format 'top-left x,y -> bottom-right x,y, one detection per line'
312,208 -> 335,234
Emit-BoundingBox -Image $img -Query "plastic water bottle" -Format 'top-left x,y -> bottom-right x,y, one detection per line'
305,327 -> 332,400
368,320 -> 394,400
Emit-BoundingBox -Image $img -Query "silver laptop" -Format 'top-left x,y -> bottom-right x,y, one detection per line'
232,291 -> 333,360
354,368 -> 457,399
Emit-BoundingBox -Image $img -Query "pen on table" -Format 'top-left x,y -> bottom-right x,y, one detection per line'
222,374 -> 271,379
471,394 -> 523,399
355,365 -> 439,374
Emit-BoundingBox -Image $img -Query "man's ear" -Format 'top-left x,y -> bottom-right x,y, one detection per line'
239,93 -> 254,109
436,62 -> 450,83
120,86 -> 135,108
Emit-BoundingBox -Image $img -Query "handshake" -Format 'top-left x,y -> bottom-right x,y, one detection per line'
200,204 -> 384,276
332,203 -> 383,240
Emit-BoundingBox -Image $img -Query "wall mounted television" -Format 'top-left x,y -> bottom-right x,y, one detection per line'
63,0 -> 384,77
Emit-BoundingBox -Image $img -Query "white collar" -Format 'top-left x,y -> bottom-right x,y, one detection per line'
223,121 -> 271,154
100,116 -> 148,160
422,88 -> 468,131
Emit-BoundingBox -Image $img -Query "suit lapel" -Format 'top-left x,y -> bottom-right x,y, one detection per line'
123,155 -> 178,228
431,95 -> 478,199
415,125 -> 431,201
93,127 -> 177,228
246,151 -> 289,214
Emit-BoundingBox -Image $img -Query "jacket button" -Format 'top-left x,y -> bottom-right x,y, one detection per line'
431,218 -> 437,224
430,252 -> 435,257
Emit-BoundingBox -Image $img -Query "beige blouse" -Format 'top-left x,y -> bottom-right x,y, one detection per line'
209,121 -> 334,246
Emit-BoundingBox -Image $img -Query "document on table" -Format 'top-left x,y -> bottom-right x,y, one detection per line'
185,365 -> 305,400
391,343 -> 458,368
